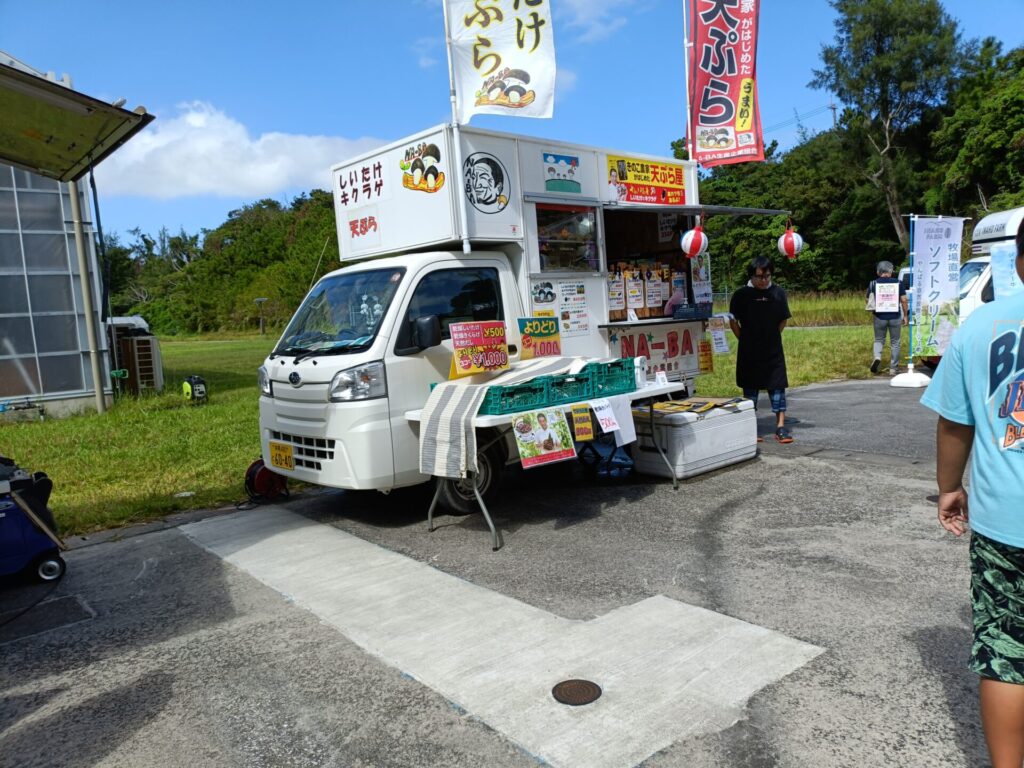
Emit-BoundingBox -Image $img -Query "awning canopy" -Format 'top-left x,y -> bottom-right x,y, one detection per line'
603,203 -> 789,217
0,62 -> 153,182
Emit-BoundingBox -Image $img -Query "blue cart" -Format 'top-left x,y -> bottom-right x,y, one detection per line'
0,467 -> 65,582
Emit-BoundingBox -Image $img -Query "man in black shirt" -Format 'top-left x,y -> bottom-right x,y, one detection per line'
729,256 -> 794,443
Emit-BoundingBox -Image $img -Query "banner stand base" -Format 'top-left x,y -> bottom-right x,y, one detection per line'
890,363 -> 931,389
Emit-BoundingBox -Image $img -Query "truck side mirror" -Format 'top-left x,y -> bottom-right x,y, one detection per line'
413,315 -> 442,350
981,278 -> 994,303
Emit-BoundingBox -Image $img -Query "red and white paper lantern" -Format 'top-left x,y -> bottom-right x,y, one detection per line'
680,225 -> 708,259
777,227 -> 803,259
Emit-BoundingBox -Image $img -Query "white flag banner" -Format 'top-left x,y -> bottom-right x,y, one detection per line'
911,216 -> 965,356
446,0 -> 556,124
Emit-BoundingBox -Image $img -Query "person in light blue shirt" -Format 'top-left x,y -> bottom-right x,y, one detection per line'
921,219 -> 1024,768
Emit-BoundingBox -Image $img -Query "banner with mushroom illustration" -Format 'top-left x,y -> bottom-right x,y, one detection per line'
446,0 -> 556,124
687,0 -> 765,168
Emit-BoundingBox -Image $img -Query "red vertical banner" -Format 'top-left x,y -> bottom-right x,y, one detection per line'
688,0 -> 765,168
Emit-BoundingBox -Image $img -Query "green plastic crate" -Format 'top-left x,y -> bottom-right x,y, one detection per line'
478,378 -> 550,415
585,358 -> 637,397
546,372 -> 594,405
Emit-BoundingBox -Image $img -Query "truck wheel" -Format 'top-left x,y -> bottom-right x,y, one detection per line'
439,439 -> 505,516
35,554 -> 66,582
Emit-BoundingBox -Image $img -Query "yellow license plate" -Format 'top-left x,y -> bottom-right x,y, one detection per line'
269,441 -> 294,471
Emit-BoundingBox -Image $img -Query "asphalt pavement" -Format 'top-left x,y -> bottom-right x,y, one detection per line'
2,376 -> 987,768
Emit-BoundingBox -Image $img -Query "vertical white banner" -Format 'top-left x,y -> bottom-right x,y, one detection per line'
911,216 -> 965,356
446,0 -> 556,124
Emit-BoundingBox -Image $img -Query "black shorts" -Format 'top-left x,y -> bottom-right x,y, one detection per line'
970,532 -> 1024,684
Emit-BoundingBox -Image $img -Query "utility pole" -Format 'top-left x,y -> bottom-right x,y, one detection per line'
829,101 -> 837,128
254,297 -> 268,335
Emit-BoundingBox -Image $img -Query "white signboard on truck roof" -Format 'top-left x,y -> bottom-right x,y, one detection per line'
333,126 -> 456,260
332,125 -> 700,262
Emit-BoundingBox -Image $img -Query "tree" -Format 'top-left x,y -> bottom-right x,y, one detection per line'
810,0 -> 963,248
931,45 -> 1024,217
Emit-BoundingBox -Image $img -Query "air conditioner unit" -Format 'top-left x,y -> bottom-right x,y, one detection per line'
118,335 -> 164,394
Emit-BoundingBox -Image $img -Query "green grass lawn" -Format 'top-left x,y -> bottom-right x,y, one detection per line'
1,337 -> 274,534
0,317 -> 907,536
714,291 -> 871,328
696,325 -> 908,397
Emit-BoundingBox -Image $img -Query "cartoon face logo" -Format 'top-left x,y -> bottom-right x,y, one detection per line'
463,153 -> 509,214
999,373 -> 1024,450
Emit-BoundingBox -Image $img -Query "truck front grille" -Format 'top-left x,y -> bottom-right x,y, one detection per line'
270,431 -> 336,471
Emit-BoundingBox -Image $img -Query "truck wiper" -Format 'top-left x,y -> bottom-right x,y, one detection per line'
288,342 -> 371,364
270,346 -> 306,360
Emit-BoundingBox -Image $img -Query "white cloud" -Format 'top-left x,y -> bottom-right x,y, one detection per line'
558,0 -> 636,43
414,36 -> 442,69
556,68 -> 578,98
95,102 -> 383,199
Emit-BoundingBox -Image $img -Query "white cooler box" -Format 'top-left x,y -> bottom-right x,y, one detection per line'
632,401 -> 757,479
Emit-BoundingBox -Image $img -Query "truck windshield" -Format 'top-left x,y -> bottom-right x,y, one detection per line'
273,268 -> 405,358
959,261 -> 988,299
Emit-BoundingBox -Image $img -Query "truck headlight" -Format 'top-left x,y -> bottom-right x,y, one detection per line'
329,361 -> 387,402
258,365 -> 272,396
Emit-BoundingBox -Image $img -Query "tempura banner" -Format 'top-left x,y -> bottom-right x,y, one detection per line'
687,0 -> 765,168
911,216 -> 965,356
604,155 -> 687,205
446,0 -> 556,124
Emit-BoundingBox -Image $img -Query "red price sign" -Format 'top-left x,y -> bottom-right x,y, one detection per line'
449,321 -> 510,379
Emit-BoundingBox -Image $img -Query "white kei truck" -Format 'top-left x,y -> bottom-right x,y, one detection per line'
258,124 -> 768,512
960,206 -> 1024,317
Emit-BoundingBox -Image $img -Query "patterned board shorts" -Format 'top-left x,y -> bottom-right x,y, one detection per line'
971,532 -> 1024,684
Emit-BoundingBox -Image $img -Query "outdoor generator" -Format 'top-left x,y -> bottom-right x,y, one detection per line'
0,458 -> 65,582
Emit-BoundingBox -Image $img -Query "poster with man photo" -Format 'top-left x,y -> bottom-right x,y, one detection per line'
511,410 -> 576,469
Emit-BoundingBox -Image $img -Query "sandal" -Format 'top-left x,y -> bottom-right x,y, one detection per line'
775,427 -> 794,444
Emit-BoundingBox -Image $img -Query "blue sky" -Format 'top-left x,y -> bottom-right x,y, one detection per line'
2,0 -> 1021,241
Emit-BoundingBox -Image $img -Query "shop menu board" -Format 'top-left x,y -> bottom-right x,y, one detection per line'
512,410 -> 577,468
518,317 -> 562,359
448,321 -> 509,379
531,279 -> 591,338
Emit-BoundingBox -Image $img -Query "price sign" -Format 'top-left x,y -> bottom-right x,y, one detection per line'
589,398 -> 620,433
448,321 -> 510,379
518,317 -> 562,360
571,404 -> 594,441
698,338 -> 714,373
708,316 -> 730,354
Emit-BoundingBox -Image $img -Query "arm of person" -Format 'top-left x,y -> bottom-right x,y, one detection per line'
935,416 -> 974,536
729,319 -> 741,338
778,288 -> 792,333
900,295 -> 909,324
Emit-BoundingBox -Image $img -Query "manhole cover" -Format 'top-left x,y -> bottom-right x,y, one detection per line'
551,679 -> 602,706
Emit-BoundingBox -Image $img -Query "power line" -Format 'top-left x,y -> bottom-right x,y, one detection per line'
762,104 -> 833,135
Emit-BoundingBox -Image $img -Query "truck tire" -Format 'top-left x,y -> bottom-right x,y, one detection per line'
438,435 -> 505,516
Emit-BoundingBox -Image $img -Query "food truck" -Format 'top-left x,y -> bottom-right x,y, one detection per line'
258,124 -> 754,510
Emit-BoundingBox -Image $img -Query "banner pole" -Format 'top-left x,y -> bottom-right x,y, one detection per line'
892,213 -> 932,387
442,0 -> 473,255
908,214 -> 916,366
681,0 -> 695,162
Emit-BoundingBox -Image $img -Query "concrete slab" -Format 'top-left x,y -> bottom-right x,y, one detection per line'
183,506 -> 823,768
